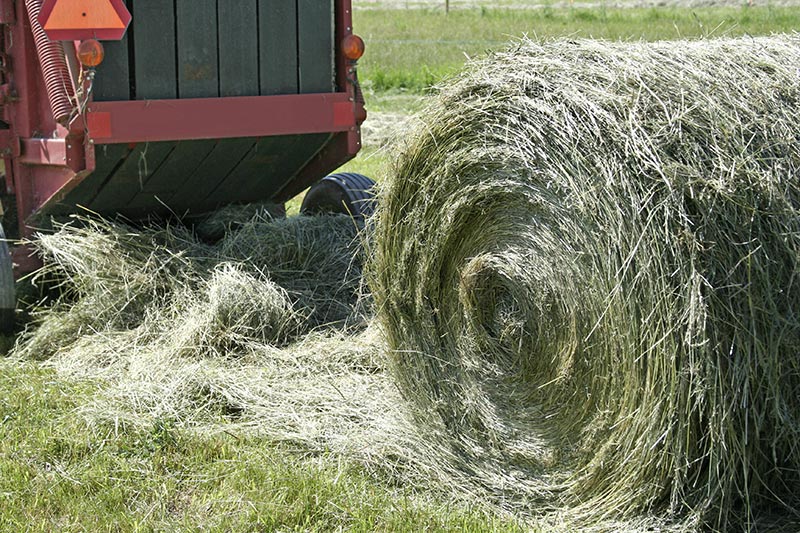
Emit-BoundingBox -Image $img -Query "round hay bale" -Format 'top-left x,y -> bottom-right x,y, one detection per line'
371,36 -> 800,528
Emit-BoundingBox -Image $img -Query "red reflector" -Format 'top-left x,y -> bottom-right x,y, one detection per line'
38,0 -> 131,41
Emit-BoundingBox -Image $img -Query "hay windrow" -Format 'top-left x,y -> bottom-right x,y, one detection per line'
372,35 -> 800,529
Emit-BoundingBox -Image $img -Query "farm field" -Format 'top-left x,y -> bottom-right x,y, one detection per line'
331,2 -> 800,209
3,4 -> 800,532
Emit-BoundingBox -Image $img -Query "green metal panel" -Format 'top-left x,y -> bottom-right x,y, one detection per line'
92,0 -> 337,100
207,133 -> 330,205
259,0 -> 298,95
89,142 -> 176,212
93,33 -> 130,101
140,140 -> 218,195
125,139 -> 218,213
219,0 -> 259,97
166,139 -> 256,214
51,132 -> 343,218
48,144 -> 131,214
132,0 -> 177,99
176,0 -> 219,98
204,136 -> 296,205
297,0 -> 335,93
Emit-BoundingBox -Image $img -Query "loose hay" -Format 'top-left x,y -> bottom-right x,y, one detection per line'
13,212 -> 395,453
372,36 -> 800,530
10,212 -> 470,511
18,211 -> 367,363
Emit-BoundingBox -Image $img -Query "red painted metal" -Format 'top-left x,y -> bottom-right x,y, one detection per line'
24,0 -> 75,125
4,0 -> 64,237
38,0 -> 130,41
19,138 -> 67,166
0,0 -> 13,23
82,93 -> 366,145
19,136 -> 85,174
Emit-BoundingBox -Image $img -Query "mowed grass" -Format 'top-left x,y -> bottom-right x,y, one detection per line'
5,6 -> 800,530
0,362 -> 521,531
355,6 -> 800,92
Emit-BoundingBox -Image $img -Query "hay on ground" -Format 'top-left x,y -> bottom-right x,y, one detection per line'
17,212 -> 407,463
17,210 -> 367,363
371,35 -> 800,530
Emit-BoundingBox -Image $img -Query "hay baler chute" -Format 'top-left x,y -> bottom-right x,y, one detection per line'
0,0 -> 371,331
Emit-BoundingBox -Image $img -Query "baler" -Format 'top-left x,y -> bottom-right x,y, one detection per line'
0,0 -> 372,331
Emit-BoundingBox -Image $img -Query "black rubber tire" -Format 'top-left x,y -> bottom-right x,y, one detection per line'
300,173 -> 376,219
0,222 -> 14,334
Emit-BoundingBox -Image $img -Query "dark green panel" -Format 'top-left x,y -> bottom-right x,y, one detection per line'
93,34 -> 130,101
219,0 -> 259,97
177,0 -> 219,98
47,144 -> 131,215
125,139 -> 217,213
259,0 -> 298,95
116,194 -> 173,218
166,139 -> 256,213
251,133 -> 331,200
132,0 -> 176,99
205,136 -> 294,203
89,142 -> 176,212
140,140 -> 217,194
207,134 -> 330,206
297,0 -> 335,93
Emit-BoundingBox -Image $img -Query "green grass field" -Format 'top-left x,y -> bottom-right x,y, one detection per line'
0,364 -> 521,531
6,6 -> 800,530
356,6 -> 800,92
334,5 -> 800,187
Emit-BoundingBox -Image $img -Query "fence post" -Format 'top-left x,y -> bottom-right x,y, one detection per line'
446,0 -> 450,14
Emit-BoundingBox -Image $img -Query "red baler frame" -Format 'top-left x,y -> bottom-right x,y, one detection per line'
0,0 -> 366,259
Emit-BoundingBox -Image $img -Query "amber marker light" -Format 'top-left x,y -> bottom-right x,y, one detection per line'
342,34 -> 365,61
77,39 -> 105,68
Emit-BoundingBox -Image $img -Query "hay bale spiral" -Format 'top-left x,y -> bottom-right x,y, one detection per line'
372,36 -> 800,528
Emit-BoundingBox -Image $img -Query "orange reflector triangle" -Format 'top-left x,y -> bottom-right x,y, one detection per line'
39,0 -> 131,41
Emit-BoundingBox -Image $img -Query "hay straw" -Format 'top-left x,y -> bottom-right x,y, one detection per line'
371,35 -> 800,530
12,35 -> 800,532
9,211 -> 498,517
17,211 -> 368,363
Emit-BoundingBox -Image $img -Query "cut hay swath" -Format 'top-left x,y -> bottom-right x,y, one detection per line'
372,36 -> 800,530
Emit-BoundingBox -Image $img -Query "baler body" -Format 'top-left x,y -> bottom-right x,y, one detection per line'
0,0 -> 365,247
